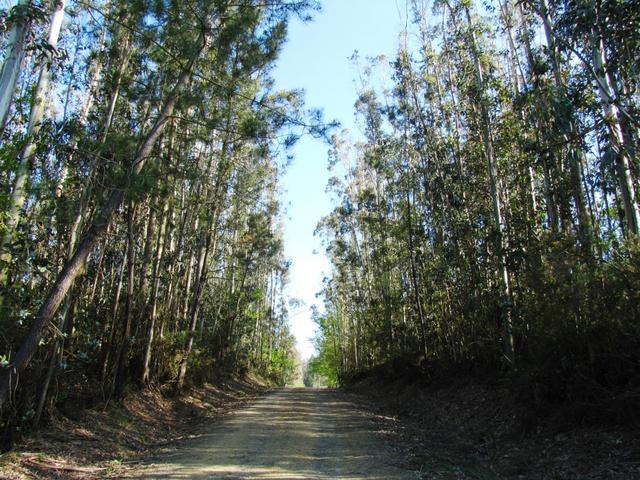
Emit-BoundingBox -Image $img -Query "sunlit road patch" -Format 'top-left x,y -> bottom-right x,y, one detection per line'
130,388 -> 417,479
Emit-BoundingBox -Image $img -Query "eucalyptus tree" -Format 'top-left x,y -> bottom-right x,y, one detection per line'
529,0 -> 640,236
0,0 -> 38,135
0,0 -> 67,276
314,0 -> 639,401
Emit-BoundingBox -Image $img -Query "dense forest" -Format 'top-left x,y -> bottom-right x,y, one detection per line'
312,0 -> 640,422
1,0 -> 639,455
0,0 -> 317,440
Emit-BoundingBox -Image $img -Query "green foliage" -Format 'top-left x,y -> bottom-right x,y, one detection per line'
306,354 -> 338,388
265,348 -> 297,387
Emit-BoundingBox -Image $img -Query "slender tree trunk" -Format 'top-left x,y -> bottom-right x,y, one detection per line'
406,182 -> 428,360
113,204 -> 136,396
136,202 -> 156,318
537,0 -> 592,247
54,18 -> 108,199
176,232 -> 211,391
591,34 -> 639,235
0,0 -> 30,135
142,200 -> 169,383
32,297 -> 73,427
461,2 -> 515,363
100,238 -> 127,383
0,0 -> 67,270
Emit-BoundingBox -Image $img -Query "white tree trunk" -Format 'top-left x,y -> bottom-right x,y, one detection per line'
591,34 -> 640,235
0,0 -> 67,262
0,0 -> 30,135
462,3 -> 515,363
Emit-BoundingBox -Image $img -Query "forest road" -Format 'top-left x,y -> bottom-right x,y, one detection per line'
129,388 -> 419,479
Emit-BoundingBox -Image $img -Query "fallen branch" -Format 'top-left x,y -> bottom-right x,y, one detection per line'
22,456 -> 106,473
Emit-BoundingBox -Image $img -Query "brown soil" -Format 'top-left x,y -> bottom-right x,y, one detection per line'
348,375 -> 640,479
0,375 -> 269,479
126,388 -> 418,479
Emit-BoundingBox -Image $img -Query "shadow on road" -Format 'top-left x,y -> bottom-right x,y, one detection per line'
132,388 -> 417,479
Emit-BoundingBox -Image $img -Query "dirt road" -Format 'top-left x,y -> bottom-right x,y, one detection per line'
130,388 -> 418,479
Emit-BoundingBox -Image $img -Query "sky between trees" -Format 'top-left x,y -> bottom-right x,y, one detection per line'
276,1 -> 410,359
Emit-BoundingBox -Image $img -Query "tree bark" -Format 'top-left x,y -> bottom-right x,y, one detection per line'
0,0 -> 30,136
113,204 -> 136,396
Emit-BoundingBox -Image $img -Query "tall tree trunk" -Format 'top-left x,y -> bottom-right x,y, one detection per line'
176,232 -> 211,391
591,34 -> 639,235
406,188 -> 428,360
100,235 -> 127,383
0,0 -> 30,135
461,2 -> 515,363
141,200 -> 169,384
32,296 -> 74,427
0,0 -> 67,271
54,16 -> 108,199
113,204 -> 136,396
536,0 -> 593,248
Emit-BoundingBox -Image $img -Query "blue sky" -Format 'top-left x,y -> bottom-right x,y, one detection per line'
273,1 -> 409,359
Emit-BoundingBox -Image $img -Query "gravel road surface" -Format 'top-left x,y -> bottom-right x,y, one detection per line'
131,388 -> 418,479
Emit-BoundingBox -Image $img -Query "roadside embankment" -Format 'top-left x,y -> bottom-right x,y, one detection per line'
347,367 -> 640,479
0,375 -> 270,479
